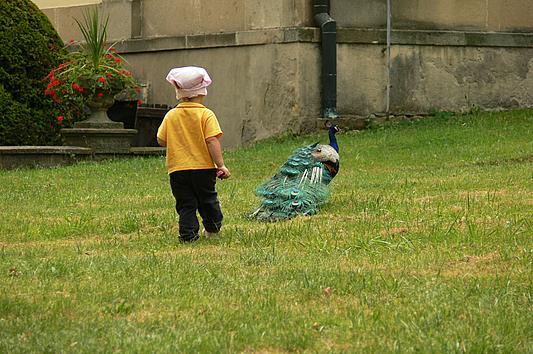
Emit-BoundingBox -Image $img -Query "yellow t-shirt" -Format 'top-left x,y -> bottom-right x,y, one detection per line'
157,102 -> 223,174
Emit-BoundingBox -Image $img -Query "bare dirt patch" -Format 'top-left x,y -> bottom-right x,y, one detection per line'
439,251 -> 501,277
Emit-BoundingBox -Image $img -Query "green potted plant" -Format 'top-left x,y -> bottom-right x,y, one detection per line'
44,8 -> 140,128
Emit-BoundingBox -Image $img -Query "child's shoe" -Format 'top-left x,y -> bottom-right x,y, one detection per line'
203,230 -> 219,238
179,234 -> 199,243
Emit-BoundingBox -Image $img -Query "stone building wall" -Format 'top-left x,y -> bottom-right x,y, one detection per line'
333,0 -> 533,32
36,0 -> 533,148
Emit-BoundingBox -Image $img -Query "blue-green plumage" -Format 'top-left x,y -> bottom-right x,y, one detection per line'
251,125 -> 340,221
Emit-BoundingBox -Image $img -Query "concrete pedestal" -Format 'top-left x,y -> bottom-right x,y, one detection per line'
61,127 -> 137,154
61,104 -> 138,154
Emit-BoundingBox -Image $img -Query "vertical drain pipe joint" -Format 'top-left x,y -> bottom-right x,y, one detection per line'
314,0 -> 337,119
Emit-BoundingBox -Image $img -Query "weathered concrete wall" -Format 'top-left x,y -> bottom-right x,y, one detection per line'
41,0 -> 533,35
389,46 -> 533,113
337,44 -> 387,115
122,41 -> 320,148
40,0 -> 314,42
337,33 -> 533,115
41,0 -> 133,42
141,0 -> 313,37
395,0 -> 533,32
332,0 -> 533,32
36,0 -> 533,149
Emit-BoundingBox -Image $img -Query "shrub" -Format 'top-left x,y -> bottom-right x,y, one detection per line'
0,85 -> 63,145
0,0 -> 65,145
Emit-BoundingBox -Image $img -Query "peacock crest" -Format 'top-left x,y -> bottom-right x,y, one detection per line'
251,124 -> 340,221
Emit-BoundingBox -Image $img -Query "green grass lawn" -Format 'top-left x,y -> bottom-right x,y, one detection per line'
1,110 -> 532,353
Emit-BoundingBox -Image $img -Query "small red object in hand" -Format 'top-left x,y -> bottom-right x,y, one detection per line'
216,170 -> 225,178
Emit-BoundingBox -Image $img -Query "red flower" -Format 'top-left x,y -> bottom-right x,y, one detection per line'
135,87 -> 141,94
105,54 -> 114,59
109,47 -> 116,52
57,116 -> 64,122
137,99 -> 143,105
105,72 -> 113,77
98,92 -> 104,97
97,77 -> 106,83
114,58 -> 122,64
71,83 -> 84,93
47,79 -> 61,89
45,89 -> 56,98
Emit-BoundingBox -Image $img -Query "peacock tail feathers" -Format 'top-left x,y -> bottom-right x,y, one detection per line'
251,138 -> 340,221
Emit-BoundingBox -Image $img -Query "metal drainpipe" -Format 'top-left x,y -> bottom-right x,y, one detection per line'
313,0 -> 338,119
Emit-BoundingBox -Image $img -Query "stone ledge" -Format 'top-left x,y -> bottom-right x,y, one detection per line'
0,146 -> 93,170
61,128 -> 138,134
114,27 -> 533,54
338,28 -> 533,48
115,27 -> 320,53
0,146 -> 93,155
0,146 -> 166,170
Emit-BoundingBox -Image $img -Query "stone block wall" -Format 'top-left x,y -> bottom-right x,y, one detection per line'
140,0 -> 313,37
36,0 -> 533,148
337,31 -> 533,115
120,38 -> 321,147
332,0 -> 533,32
39,0 -> 313,41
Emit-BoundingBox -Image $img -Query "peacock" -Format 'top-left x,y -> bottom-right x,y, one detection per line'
251,124 -> 340,221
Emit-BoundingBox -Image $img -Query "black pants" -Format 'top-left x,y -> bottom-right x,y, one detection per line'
169,169 -> 223,241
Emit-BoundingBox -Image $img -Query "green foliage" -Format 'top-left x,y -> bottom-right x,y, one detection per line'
0,0 -> 65,145
0,85 -> 62,145
75,9 -> 109,68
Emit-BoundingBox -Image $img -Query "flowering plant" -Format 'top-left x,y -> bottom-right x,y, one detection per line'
44,9 -> 140,125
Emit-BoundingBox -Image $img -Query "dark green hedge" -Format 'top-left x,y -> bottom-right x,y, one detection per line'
0,85 -> 62,145
0,0 -> 65,145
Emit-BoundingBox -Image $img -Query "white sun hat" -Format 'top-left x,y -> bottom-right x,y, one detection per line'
166,66 -> 212,99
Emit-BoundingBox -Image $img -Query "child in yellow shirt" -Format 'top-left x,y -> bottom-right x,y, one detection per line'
157,66 -> 230,242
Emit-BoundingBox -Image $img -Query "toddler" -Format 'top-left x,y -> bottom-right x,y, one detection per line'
157,66 -> 230,242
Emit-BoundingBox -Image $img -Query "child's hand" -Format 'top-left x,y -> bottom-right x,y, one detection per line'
216,166 -> 231,179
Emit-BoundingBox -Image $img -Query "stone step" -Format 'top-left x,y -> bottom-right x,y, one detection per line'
0,145 -> 168,170
0,146 -> 92,170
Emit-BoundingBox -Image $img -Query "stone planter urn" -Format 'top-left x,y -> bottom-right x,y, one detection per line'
76,95 -> 122,128
61,94 -> 137,154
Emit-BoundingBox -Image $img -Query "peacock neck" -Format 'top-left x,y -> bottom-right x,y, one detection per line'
329,129 -> 339,153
